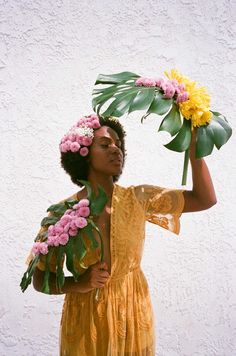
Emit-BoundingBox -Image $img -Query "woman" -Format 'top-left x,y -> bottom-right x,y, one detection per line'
32,114 -> 217,355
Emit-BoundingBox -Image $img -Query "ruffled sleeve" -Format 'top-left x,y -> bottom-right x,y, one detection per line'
133,184 -> 185,235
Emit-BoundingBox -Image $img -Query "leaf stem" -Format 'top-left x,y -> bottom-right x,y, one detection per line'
182,148 -> 190,185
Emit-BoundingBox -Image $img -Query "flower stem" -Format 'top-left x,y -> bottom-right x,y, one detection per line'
182,148 -> 190,185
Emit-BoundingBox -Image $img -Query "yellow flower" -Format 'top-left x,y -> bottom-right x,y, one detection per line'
165,69 -> 213,128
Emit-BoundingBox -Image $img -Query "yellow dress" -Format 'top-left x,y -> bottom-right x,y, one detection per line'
34,184 -> 185,356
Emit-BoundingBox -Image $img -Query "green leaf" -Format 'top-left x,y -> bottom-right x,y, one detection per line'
164,119 -> 192,152
65,199 -> 79,209
47,203 -> 67,215
95,71 -> 139,85
65,239 -> 79,280
41,216 -> 59,227
83,224 -> 99,250
74,234 -> 87,262
128,88 -> 156,113
101,89 -> 138,118
148,93 -> 173,115
41,249 -> 54,294
209,114 -> 232,149
90,185 -> 108,215
92,85 -> 119,111
158,103 -> 182,136
56,246 -> 65,292
196,125 -> 214,158
78,180 -> 93,200
20,255 -> 40,292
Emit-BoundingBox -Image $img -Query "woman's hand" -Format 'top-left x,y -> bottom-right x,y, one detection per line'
78,261 -> 110,293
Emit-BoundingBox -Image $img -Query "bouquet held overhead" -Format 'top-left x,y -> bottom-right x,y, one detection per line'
92,69 -> 232,185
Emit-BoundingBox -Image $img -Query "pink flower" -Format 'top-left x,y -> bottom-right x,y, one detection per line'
85,121 -> 93,128
63,222 -> 71,233
155,78 -> 164,87
74,217 -> 88,229
60,143 -> 68,153
92,120 -> 101,129
170,79 -> 179,89
54,225 -> 64,234
73,203 -> 80,210
70,220 -> 78,230
32,242 -> 48,255
69,228 -> 78,237
47,235 -> 56,246
59,233 -> 69,245
70,141 -> 81,152
82,136 -> 93,146
48,225 -> 55,234
77,117 -> 86,126
78,206 -> 90,217
178,83 -> 185,92
89,114 -> 99,120
135,77 -> 145,86
32,242 -> 41,255
68,133 -> 76,142
176,92 -> 189,103
61,214 -> 72,222
39,242 -> 48,255
163,84 -> 175,98
143,78 -> 156,87
80,147 -> 89,156
78,198 -> 90,207
65,140 -> 72,150
53,236 -> 60,246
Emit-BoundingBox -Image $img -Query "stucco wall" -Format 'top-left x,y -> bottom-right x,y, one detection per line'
1,0 -> 236,355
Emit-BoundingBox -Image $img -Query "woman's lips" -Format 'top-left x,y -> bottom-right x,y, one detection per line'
110,157 -> 123,165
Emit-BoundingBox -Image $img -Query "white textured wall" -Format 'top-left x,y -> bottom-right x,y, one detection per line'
1,0 -> 236,355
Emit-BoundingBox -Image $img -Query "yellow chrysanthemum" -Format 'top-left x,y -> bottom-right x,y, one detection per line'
165,69 -> 213,128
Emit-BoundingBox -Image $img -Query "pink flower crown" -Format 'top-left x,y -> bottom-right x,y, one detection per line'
59,114 -> 101,156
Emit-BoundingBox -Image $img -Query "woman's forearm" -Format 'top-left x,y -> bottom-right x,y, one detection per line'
182,128 -> 217,212
189,155 -> 217,207
33,267 -> 92,295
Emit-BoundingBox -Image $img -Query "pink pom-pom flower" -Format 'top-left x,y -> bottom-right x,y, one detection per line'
78,199 -> 90,207
78,207 -> 90,218
74,217 -> 88,229
80,147 -> 89,156
70,142 -> 81,152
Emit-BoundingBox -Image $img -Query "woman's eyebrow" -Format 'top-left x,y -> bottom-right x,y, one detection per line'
97,136 -> 121,143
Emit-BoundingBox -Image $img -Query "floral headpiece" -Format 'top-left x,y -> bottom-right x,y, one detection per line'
59,114 -> 101,156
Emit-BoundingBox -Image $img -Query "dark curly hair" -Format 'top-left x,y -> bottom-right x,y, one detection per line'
60,116 -> 126,187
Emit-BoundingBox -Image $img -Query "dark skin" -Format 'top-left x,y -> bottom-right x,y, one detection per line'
33,126 -> 217,294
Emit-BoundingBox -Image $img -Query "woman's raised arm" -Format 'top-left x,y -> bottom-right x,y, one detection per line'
182,129 -> 217,213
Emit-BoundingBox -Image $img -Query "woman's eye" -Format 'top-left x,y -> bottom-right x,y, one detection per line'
101,144 -> 109,148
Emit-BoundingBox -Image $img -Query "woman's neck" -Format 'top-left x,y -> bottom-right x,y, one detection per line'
87,174 -> 114,199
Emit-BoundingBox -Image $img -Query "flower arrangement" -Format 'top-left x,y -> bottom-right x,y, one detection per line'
20,181 -> 107,298
92,70 -> 232,185
60,114 -> 101,156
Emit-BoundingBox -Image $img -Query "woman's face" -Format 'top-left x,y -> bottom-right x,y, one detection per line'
88,126 -> 124,178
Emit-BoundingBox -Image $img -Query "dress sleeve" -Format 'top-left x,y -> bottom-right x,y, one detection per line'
133,184 -> 186,235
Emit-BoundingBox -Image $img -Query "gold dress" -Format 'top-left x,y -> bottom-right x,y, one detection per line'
34,184 -> 185,356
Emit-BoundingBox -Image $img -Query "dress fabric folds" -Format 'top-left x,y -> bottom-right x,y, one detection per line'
35,184 -> 185,356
